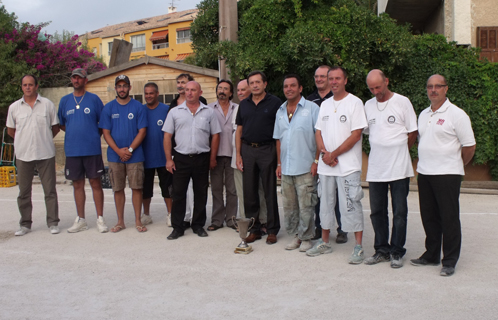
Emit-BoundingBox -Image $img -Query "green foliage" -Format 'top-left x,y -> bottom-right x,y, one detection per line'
192,0 -> 498,179
49,29 -> 76,44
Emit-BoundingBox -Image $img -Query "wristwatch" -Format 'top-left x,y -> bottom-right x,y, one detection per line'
128,147 -> 134,153
314,159 -> 319,164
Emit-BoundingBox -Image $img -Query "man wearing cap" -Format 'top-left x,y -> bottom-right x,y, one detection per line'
58,68 -> 108,233
99,75 -> 148,233
7,74 -> 60,236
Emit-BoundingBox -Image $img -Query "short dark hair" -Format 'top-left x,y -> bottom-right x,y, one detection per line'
247,70 -> 267,84
21,74 -> 38,86
328,66 -> 348,79
216,79 -> 234,100
144,82 -> 159,92
177,73 -> 194,81
317,65 -> 331,72
283,74 -> 302,87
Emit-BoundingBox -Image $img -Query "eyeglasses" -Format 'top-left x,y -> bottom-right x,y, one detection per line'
116,85 -> 130,89
426,84 -> 447,90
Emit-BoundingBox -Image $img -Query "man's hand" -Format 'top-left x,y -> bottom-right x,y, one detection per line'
276,165 -> 282,179
311,162 -> 318,176
236,155 -> 243,172
118,148 -> 131,162
321,149 -> 338,167
210,157 -> 217,170
166,160 -> 176,173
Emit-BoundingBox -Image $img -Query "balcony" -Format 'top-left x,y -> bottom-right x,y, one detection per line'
153,43 -> 169,50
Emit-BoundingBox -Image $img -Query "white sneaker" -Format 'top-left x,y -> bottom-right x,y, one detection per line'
167,213 -> 172,227
285,236 -> 301,250
299,240 -> 313,252
15,226 -> 31,236
96,216 -> 109,233
141,214 -> 153,226
50,226 -> 60,234
67,217 -> 88,233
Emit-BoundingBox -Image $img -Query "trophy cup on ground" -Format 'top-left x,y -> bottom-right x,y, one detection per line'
232,217 -> 255,254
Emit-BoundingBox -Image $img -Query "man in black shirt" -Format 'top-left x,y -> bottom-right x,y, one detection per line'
235,71 -> 281,244
170,73 -> 207,109
306,65 -> 348,244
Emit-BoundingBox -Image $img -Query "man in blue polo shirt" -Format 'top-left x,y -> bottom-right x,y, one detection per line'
99,74 -> 148,233
58,68 -> 108,233
140,82 -> 172,227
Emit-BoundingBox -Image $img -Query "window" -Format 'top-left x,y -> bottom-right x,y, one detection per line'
130,34 -> 146,52
132,95 -> 143,103
108,42 -> 113,56
176,29 -> 191,44
158,94 -> 175,104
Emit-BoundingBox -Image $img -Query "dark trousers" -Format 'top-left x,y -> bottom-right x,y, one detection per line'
315,189 -> 343,233
171,152 -> 210,233
369,178 -> 410,257
241,143 -> 280,235
418,174 -> 462,267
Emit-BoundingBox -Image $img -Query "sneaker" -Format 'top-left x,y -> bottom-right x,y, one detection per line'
299,240 -> 313,252
15,226 -> 31,236
50,226 -> 60,234
167,213 -> 172,227
440,266 -> 455,277
96,216 -> 109,233
336,232 -> 348,244
410,257 -> 439,266
390,254 -> 403,268
67,217 -> 88,233
285,236 -> 301,250
306,239 -> 333,257
348,245 -> 364,264
141,214 -> 153,226
364,252 -> 390,265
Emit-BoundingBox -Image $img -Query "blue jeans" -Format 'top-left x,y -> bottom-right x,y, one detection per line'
368,178 -> 410,257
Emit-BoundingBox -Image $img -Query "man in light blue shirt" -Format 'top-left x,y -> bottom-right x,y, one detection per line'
273,74 -> 320,252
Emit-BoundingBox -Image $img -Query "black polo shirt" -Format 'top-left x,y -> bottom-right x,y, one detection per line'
306,90 -> 333,107
235,92 -> 282,143
170,95 -> 207,109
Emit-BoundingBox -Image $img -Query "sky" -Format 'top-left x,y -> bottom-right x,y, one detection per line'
2,0 -> 203,36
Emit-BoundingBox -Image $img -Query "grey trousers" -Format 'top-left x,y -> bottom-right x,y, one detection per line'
210,156 -> 237,227
233,167 -> 267,224
16,157 -> 59,228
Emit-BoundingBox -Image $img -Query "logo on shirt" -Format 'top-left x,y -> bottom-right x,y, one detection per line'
340,115 -> 347,123
157,119 -> 164,126
66,109 -> 75,116
368,119 -> 376,125
436,118 -> 445,125
322,115 -> 329,121
112,114 -> 119,119
388,116 -> 396,124
84,108 -> 90,114
128,113 -> 134,120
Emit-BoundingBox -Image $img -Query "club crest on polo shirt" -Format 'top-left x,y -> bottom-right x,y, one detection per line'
157,119 -> 164,126
340,115 -> 347,123
388,116 -> 396,124
84,108 -> 90,114
437,118 -> 445,125
128,113 -> 134,120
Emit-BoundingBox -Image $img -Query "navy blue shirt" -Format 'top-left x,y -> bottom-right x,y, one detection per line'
306,90 -> 333,107
143,103 -> 170,169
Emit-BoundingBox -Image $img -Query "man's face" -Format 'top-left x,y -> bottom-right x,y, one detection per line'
71,75 -> 87,91
328,69 -> 347,95
176,76 -> 189,95
115,81 -> 131,99
21,76 -> 38,98
314,67 -> 329,91
248,74 -> 267,96
367,76 -> 389,102
144,86 -> 159,106
237,81 -> 250,100
217,82 -> 232,101
185,81 -> 202,104
426,75 -> 448,106
283,77 -> 302,101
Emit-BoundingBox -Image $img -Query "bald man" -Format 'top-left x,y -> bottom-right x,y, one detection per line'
363,69 -> 418,268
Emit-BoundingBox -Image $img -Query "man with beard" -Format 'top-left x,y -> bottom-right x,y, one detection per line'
140,82 -> 172,227
99,75 -> 148,233
58,68 -> 108,233
207,80 -> 238,230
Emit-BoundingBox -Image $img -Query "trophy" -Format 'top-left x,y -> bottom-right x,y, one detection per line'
232,217 -> 255,254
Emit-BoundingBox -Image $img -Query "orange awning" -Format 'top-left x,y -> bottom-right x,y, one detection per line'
157,55 -> 169,60
150,30 -> 169,41
175,53 -> 193,61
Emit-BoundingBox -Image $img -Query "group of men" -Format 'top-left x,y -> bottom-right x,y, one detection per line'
6,64 -> 475,277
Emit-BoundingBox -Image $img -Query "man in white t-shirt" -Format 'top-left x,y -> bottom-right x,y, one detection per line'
363,69 -> 418,268
411,74 -> 476,277
306,66 -> 368,264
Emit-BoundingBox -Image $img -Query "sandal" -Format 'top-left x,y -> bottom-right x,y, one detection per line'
111,225 -> 126,233
136,225 -> 147,233
207,224 -> 222,231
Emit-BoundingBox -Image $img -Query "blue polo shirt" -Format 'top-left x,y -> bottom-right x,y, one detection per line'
273,97 -> 319,176
58,92 -> 104,157
143,102 -> 170,169
99,99 -> 147,163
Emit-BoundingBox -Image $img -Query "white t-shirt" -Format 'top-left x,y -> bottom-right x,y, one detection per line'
417,99 -> 475,175
231,104 -> 239,169
315,93 -> 367,177
364,93 -> 417,181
